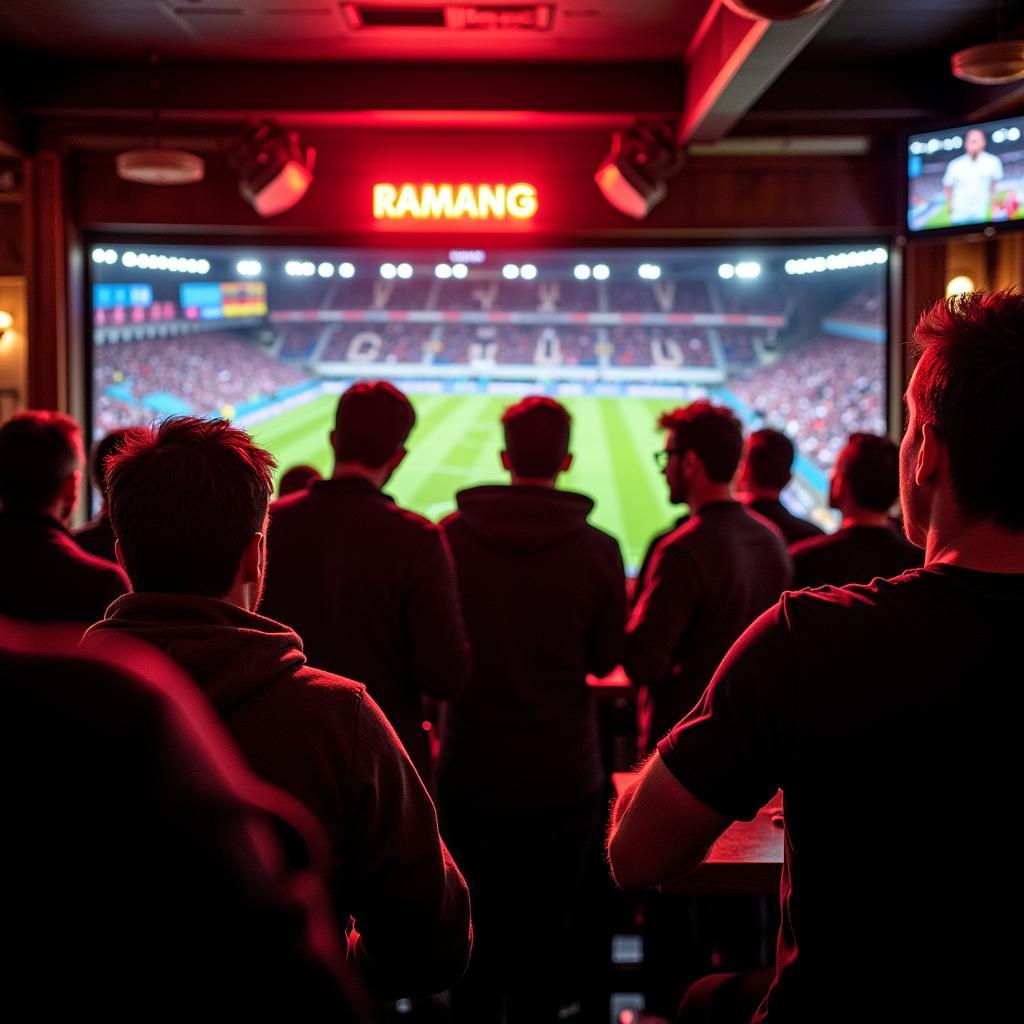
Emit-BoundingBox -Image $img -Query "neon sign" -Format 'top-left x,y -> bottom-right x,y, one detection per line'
373,182 -> 538,221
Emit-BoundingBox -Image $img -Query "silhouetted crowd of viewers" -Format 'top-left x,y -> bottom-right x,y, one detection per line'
2,289 -> 1022,1023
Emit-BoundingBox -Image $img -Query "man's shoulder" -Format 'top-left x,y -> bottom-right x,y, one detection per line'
54,531 -> 128,587
284,662 -> 369,716
782,568 -> 928,622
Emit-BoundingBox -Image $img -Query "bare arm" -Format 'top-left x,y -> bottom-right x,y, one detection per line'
607,751 -> 731,891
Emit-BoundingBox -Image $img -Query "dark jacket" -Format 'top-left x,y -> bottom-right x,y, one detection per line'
440,484 -> 626,810
746,497 -> 824,546
626,501 -> 793,748
74,511 -> 117,563
0,512 -> 128,627
261,476 -> 471,779
5,617 -> 369,1019
86,594 -> 472,1000
791,523 -> 924,590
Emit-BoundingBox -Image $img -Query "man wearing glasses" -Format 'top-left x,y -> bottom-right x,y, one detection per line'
626,400 -> 792,754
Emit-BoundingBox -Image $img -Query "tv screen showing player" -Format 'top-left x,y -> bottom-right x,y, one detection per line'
89,242 -> 888,572
907,116 -> 1024,233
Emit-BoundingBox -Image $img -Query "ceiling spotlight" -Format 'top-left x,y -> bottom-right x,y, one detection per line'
435,264 -> 453,279
520,264 -> 537,280
594,120 -> 683,220
592,264 -> 610,281
451,264 -> 469,279
718,263 -> 735,279
338,262 -> 356,278
502,264 -> 520,280
229,120 -> 316,218
574,264 -> 591,281
952,40 -> 1024,85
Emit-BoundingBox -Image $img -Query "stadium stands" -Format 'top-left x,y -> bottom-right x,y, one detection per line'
727,333 -> 886,473
93,331 -> 310,419
828,288 -> 884,327
320,323 -> 432,363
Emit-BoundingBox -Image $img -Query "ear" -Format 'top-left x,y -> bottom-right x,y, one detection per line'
681,449 -> 701,478
239,532 -> 263,585
113,537 -> 127,574
560,452 -> 573,473
390,447 -> 407,471
916,422 -> 944,488
62,469 -> 81,510
329,429 -> 337,453
500,450 -> 511,471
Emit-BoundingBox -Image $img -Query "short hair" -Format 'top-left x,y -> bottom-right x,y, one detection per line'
277,464 -> 321,498
333,381 -> 415,469
0,411 -> 82,515
745,428 -> 795,491
911,288 -> 1024,531
501,396 -> 572,479
107,417 -> 276,597
91,429 -> 142,502
658,401 -> 743,484
838,433 -> 900,512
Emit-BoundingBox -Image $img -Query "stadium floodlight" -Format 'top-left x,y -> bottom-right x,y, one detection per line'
502,264 -> 520,280
92,248 -> 118,265
718,263 -> 735,279
520,264 -> 537,280
380,263 -> 397,279
396,263 -> 413,279
735,261 -> 761,279
451,263 -> 469,279
237,260 -> 262,277
638,263 -> 661,280
338,262 -> 356,278
783,247 -> 889,275
592,264 -> 610,281
574,264 -> 592,281
435,264 -> 453,279
122,252 -> 139,268
317,261 -> 335,278
594,120 -> 682,220
196,258 -> 210,275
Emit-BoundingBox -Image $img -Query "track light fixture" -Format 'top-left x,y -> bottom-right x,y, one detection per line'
229,120 -> 316,218
594,121 -> 682,220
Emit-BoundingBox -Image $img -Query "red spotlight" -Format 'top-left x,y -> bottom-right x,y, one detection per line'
229,121 -> 316,218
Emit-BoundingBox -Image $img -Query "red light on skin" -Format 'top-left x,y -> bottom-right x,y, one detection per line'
373,182 -> 538,221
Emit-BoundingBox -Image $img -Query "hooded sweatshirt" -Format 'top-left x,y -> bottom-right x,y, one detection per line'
439,484 -> 626,810
86,593 -> 471,1001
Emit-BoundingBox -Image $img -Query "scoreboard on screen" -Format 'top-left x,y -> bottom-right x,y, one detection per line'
180,281 -> 268,321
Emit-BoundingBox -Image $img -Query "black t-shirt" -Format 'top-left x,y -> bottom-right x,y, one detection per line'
658,565 -> 1024,1021
746,497 -> 823,546
790,523 -> 922,590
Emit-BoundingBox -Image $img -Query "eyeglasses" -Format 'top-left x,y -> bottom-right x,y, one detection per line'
653,447 -> 686,470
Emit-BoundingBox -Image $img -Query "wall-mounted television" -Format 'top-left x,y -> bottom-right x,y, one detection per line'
87,241 -> 889,573
906,115 -> 1024,236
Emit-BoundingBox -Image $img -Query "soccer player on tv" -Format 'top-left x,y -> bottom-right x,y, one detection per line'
943,127 -> 1004,225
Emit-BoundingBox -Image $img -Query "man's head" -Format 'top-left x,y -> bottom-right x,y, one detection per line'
91,429 -> 143,507
901,289 -> 1024,549
277,464 -> 321,498
0,411 -> 82,521
107,417 -> 276,606
331,381 -> 415,484
737,428 -> 795,498
830,434 -> 900,518
657,401 -> 743,506
965,128 -> 987,158
500,396 -> 572,484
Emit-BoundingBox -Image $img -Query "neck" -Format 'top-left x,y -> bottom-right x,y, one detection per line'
509,474 -> 558,489
925,521 -> 1024,573
688,483 -> 734,513
743,487 -> 782,504
333,462 -> 387,490
840,510 -> 892,529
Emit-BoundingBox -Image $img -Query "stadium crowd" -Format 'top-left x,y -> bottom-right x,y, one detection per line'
727,333 -> 886,473
4,291 -> 1021,1023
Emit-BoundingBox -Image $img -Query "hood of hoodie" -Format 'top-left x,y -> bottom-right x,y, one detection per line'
453,484 -> 596,552
85,592 -> 307,714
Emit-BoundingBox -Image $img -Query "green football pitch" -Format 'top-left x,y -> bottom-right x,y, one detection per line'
250,391 -> 684,573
